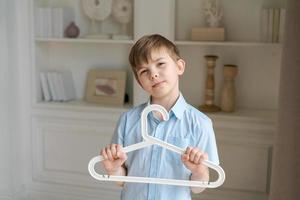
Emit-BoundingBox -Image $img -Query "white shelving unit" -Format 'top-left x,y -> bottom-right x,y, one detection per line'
175,40 -> 282,47
28,0 -> 285,200
32,0 -> 285,111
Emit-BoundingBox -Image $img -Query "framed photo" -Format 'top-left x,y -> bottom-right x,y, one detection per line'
85,69 -> 127,106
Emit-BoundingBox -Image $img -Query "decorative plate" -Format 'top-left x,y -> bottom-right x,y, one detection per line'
82,0 -> 113,21
112,0 -> 132,24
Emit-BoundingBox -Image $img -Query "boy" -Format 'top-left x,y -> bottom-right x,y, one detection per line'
100,34 -> 219,200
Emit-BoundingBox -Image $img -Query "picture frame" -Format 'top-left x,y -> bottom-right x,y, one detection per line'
85,69 -> 127,106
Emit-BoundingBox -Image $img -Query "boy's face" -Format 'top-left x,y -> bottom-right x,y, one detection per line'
136,48 -> 185,100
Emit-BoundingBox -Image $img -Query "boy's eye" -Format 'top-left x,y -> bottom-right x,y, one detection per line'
158,62 -> 165,66
139,69 -> 148,75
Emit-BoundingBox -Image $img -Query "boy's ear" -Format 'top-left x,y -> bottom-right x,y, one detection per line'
176,59 -> 185,75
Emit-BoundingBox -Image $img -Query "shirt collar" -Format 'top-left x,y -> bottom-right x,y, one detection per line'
146,93 -> 187,120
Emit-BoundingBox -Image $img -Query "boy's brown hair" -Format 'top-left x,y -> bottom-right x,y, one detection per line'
129,34 -> 181,81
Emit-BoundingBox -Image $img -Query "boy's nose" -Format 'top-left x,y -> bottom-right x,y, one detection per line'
151,73 -> 158,80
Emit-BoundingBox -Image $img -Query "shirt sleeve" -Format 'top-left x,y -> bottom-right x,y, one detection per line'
111,112 -> 127,146
196,118 -> 220,165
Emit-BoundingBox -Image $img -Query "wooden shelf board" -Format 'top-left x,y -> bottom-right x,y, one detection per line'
35,37 -> 134,44
33,100 -> 133,113
33,100 -> 277,122
35,38 -> 282,47
174,40 -> 282,47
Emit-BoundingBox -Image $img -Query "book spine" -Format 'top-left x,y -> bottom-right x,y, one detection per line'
260,8 -> 269,42
40,72 -> 51,101
267,8 -> 274,43
52,8 -> 64,38
58,73 -> 67,101
47,73 -> 58,101
46,7 -> 53,38
53,72 -> 64,101
61,70 -> 76,101
272,8 -> 280,43
279,8 -> 286,43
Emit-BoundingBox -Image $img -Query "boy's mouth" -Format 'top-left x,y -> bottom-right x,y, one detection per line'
152,81 -> 165,88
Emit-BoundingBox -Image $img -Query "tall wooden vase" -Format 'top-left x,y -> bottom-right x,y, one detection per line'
199,55 -> 221,112
220,64 -> 238,112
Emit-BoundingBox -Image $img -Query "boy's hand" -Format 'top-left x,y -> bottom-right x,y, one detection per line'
100,144 -> 127,174
181,147 -> 208,175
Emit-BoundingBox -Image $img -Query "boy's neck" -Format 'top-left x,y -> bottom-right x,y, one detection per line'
151,90 -> 180,112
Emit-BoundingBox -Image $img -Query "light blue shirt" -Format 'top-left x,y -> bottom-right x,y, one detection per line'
111,94 -> 219,200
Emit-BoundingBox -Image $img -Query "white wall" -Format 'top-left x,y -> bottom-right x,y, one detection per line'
0,0 -> 13,199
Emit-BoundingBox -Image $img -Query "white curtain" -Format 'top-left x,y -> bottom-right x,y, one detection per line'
0,0 -> 29,198
269,0 -> 300,199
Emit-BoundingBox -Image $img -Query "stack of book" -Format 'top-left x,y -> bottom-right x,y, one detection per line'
34,7 -> 74,38
40,70 -> 76,102
261,8 -> 286,43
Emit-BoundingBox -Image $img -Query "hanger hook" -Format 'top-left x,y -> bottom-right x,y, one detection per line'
141,104 -> 169,141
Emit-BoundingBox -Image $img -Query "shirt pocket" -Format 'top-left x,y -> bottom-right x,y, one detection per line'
165,136 -> 190,165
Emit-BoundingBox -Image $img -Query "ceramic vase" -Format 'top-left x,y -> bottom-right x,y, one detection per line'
65,22 -> 80,38
220,64 -> 238,112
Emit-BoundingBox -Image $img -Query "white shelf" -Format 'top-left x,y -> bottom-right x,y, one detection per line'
33,100 -> 133,113
35,38 -> 282,47
207,108 -> 277,122
175,40 -> 282,47
35,37 -> 134,44
33,100 -> 277,122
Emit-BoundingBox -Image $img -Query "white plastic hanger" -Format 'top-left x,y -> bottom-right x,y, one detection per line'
88,104 -> 225,188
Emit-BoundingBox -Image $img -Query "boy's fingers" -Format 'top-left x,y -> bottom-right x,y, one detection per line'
118,151 -> 127,160
121,153 -> 128,161
106,147 -> 114,161
185,147 -> 208,164
199,153 -> 208,164
181,154 -> 188,161
110,144 -> 118,159
101,149 -> 108,160
116,144 -> 122,157
189,148 -> 198,161
116,144 -> 121,152
203,152 -> 208,160
183,147 -> 191,160
115,144 -> 127,161
193,152 -> 208,164
192,151 -> 201,164
185,147 -> 191,155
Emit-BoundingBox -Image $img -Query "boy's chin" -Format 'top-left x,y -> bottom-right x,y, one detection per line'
151,90 -> 170,99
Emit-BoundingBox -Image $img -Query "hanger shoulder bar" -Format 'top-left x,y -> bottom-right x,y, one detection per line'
93,140 -> 153,163
88,162 -> 223,188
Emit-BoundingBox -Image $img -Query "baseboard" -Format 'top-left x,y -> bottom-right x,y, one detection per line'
192,188 -> 268,200
25,181 -> 121,200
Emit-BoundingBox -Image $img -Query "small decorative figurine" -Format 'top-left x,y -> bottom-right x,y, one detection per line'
199,55 -> 221,112
203,0 -> 223,27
